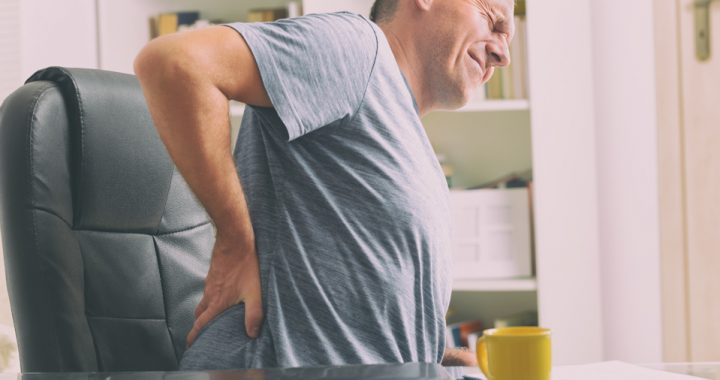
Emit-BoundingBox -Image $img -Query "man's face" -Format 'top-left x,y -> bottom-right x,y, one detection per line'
419,0 -> 515,108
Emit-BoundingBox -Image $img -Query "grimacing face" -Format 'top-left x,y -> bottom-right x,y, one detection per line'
420,0 -> 515,109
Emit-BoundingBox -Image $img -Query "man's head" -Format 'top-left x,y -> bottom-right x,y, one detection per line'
376,0 -> 515,111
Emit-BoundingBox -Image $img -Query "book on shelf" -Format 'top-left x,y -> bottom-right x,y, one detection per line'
493,310 -> 538,328
247,1 -> 302,22
247,8 -> 288,22
153,11 -> 201,37
468,169 -> 533,190
486,68 -> 504,100
446,319 -> 484,349
510,15 -> 528,100
500,65 -> 514,99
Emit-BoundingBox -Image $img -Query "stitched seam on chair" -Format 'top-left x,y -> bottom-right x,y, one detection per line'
25,88 -> 65,369
69,221 -> 212,236
33,207 -> 71,228
58,68 -> 86,227
155,167 -> 178,235
152,237 -> 178,364
76,221 -> 103,370
86,316 -> 167,321
154,221 -> 212,237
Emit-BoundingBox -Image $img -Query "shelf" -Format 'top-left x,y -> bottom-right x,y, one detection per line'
434,99 -> 530,113
452,278 -> 537,292
231,100 -> 529,118
462,99 -> 529,112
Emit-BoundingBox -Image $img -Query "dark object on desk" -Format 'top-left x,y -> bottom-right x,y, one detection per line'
0,67 -> 213,372
18,363 -> 453,380
467,169 -> 532,190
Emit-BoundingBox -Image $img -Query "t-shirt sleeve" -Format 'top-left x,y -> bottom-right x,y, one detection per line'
225,12 -> 378,141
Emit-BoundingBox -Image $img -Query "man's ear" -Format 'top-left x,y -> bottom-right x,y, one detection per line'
414,0 -> 433,12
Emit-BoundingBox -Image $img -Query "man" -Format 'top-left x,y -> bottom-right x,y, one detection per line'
134,0 -> 513,369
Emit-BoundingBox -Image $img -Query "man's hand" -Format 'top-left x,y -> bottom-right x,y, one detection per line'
441,347 -> 478,367
186,231 -> 264,347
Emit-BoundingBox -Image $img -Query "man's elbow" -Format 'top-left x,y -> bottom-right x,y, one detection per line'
133,37 -> 198,89
134,39 -> 161,84
134,42 -> 165,84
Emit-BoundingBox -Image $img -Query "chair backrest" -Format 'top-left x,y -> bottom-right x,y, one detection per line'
0,67 -> 213,372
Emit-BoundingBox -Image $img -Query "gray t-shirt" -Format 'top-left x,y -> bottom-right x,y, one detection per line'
181,12 -> 452,369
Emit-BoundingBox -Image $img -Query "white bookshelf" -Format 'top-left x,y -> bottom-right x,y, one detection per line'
456,99 -> 530,113
428,100 -> 531,115
452,278 -> 537,292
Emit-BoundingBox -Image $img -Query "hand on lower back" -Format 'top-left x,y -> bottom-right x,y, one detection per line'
187,233 -> 263,347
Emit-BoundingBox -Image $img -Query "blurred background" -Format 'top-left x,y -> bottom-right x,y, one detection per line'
0,0 -> 719,372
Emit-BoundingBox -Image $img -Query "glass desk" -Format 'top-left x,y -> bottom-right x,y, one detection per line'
4,363 -> 454,380
0,363 -> 715,380
447,363 -> 720,379
646,363 -> 720,379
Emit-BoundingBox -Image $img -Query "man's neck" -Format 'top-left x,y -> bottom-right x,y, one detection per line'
379,24 -> 431,116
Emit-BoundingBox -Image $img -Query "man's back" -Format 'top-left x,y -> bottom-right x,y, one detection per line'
180,12 -> 452,369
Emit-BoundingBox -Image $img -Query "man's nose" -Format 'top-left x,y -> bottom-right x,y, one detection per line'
487,36 -> 511,67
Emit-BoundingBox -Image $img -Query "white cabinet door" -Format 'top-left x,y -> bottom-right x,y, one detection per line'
657,0 -> 720,363
678,0 -> 720,362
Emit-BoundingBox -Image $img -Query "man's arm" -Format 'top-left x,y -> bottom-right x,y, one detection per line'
134,26 -> 271,346
442,347 -> 478,367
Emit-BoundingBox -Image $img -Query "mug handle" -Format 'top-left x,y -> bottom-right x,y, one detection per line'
476,336 -> 490,378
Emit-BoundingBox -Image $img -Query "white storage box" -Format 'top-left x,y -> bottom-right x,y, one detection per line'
449,188 -> 532,279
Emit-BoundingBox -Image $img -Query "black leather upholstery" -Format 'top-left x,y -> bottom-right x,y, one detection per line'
0,67 -> 213,372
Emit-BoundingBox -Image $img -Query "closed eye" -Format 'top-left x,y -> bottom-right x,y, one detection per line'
479,11 -> 494,30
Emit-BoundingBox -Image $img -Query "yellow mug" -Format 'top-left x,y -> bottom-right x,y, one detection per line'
476,327 -> 552,380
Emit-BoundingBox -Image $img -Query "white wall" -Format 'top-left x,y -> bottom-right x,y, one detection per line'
19,0 -> 98,78
590,0 -> 663,363
0,0 -> 22,101
526,0 -> 604,365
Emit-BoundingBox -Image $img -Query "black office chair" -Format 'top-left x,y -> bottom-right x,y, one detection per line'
0,67 -> 213,372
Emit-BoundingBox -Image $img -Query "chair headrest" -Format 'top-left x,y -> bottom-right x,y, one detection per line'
26,67 -> 175,232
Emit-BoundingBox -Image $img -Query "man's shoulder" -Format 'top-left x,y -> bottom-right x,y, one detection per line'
299,11 -> 376,31
287,11 -> 379,49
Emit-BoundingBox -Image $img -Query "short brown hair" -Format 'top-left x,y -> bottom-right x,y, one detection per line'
369,0 -> 398,23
